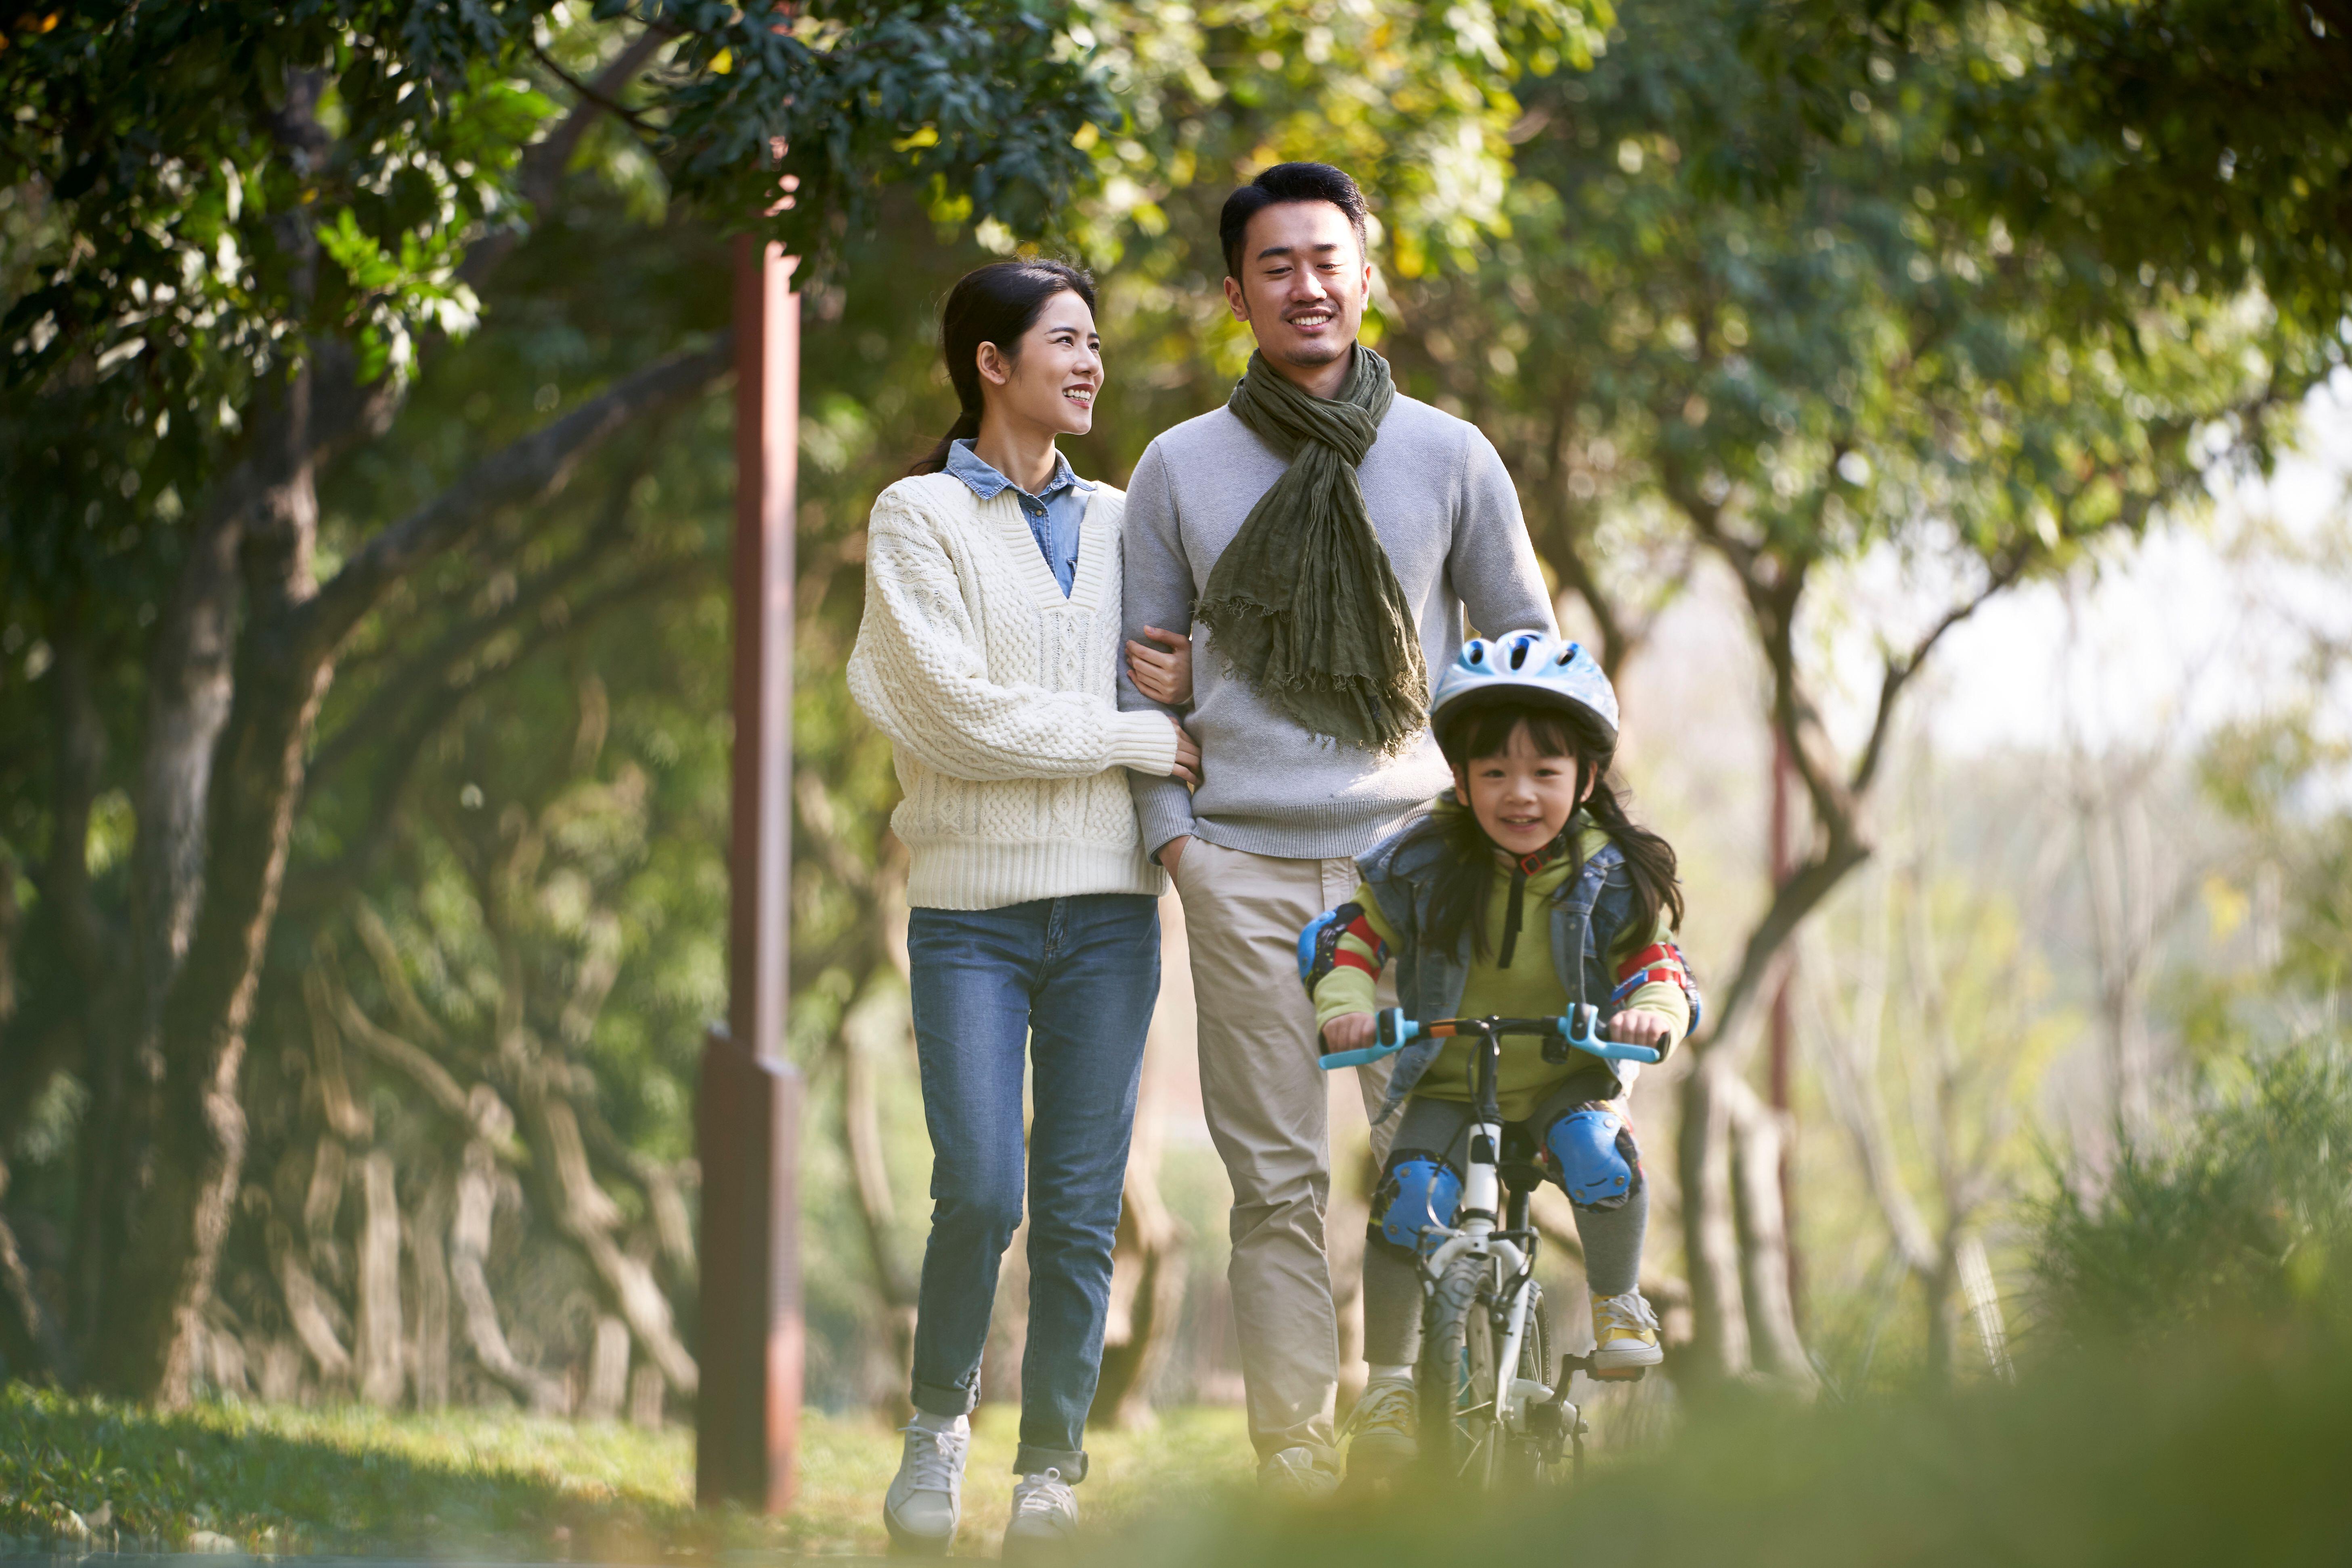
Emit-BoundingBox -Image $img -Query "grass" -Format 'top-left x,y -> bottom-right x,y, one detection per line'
0,1390 -> 1251,1558
1124,1336 -> 2352,1568
14,1049 -> 2352,1564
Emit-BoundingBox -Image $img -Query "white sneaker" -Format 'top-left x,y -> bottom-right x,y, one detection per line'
1001,1467 -> 1079,1560
883,1410 -> 968,1555
1591,1289 -> 1665,1373
1257,1444 -> 1340,1500
1342,1374 -> 1416,1479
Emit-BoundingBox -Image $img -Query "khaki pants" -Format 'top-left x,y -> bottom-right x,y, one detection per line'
1170,838 -> 1394,1463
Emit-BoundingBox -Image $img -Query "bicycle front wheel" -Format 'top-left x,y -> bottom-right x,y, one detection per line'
1503,1283 -> 1562,1486
1417,1253 -> 1502,1487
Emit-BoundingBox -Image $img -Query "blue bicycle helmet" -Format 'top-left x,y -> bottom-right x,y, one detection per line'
1430,631 -> 1619,751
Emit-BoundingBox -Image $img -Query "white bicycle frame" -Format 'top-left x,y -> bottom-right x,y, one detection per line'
1322,1006 -> 1662,1476
1421,1108 -> 1548,1442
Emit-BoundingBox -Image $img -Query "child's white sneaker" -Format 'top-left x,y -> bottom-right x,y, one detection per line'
1591,1289 -> 1664,1373
1341,1373 -> 1416,1478
1001,1467 -> 1078,1560
882,1409 -> 967,1555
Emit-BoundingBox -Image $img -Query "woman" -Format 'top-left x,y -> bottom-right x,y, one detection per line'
846,259 -> 1196,1558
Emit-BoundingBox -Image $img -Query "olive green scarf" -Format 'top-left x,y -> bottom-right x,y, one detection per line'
1194,346 -> 1429,755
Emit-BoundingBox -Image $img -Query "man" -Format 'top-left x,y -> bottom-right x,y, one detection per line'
1119,162 -> 1555,1495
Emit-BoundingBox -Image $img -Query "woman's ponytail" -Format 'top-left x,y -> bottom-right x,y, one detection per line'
909,405 -> 983,477
906,258 -> 1097,477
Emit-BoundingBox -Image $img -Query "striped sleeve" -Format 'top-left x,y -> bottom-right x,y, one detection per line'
1609,913 -> 1692,1053
1312,882 -> 1397,1035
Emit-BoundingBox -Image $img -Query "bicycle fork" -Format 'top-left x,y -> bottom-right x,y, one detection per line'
1427,1110 -> 1547,1429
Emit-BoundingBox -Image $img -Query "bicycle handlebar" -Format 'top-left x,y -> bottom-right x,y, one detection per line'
1317,1005 -> 1663,1071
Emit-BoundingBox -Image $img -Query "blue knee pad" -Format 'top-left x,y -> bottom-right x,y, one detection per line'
1548,1107 -> 1641,1211
1374,1155 -> 1461,1253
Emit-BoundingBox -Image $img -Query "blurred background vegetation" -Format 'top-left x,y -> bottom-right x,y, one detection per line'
2,0 -> 2349,1553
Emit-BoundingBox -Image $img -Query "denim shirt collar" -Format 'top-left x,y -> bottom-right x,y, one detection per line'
945,439 -> 1095,504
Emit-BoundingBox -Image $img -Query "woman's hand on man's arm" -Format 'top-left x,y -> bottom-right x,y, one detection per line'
1166,719 -> 1200,786
1126,625 -> 1193,706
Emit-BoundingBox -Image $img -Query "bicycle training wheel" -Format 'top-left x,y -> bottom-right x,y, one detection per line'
1417,1254 -> 1503,1486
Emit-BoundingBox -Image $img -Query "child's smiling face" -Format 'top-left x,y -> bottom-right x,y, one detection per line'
1453,718 -> 1591,857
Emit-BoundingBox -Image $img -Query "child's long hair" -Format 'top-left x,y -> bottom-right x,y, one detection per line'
1417,699 -> 1683,963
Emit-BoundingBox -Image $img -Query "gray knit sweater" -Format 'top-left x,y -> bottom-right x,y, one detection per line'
1118,392 -> 1555,862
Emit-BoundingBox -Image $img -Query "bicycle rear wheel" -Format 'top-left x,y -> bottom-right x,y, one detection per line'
1417,1254 -> 1502,1487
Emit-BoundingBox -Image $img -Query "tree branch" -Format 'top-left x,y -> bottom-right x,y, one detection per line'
307,453 -> 654,792
1849,545 -> 2033,798
459,28 -> 671,288
285,556 -> 703,919
301,338 -> 731,660
532,39 -> 662,136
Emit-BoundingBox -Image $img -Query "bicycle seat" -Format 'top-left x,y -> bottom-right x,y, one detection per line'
1499,1124 -> 1547,1193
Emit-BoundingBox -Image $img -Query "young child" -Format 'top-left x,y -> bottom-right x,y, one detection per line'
1301,631 -> 1699,1480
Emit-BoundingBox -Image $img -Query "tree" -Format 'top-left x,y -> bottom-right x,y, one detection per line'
1803,753 -> 2059,1387
1755,0 -> 2352,349
0,0 -> 1104,1404
1369,0 -> 2334,1382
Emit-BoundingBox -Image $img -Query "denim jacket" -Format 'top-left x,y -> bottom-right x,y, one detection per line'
1356,805 -> 1650,1121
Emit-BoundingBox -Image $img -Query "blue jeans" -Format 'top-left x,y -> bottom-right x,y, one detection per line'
905,893 -> 1160,1480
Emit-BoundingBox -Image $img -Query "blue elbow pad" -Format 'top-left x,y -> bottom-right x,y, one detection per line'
1374,1155 -> 1461,1253
1297,901 -> 1373,997
1547,1107 -> 1642,1211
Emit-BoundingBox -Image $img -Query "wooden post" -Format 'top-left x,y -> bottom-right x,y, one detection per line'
696,234 -> 803,1514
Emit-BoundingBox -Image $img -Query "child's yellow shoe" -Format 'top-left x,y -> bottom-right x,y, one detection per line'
1591,1289 -> 1664,1374
1341,1373 -> 1417,1480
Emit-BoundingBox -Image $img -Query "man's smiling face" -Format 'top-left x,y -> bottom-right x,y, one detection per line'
1222,199 -> 1372,381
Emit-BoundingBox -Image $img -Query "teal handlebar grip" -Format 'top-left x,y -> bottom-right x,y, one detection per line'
1557,1008 -> 1662,1064
1318,1008 -> 1417,1071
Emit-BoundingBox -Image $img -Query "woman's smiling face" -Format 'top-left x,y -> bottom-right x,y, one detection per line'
1453,719 -> 1590,857
979,288 -> 1103,438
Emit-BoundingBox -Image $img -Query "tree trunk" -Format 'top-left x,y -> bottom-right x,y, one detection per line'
356,1149 -> 406,1406
0,1164 -> 73,1384
1090,1076 -> 1187,1428
837,992 -> 918,1421
91,537 -> 335,1401
409,1176 -> 453,1409
522,1075 -> 699,1394
1727,1081 -> 1812,1384
581,1314 -> 632,1421
2079,772 -> 2161,1142
1955,1234 -> 2013,1381
629,1363 -> 667,1428
451,1138 -> 568,1413
1676,1051 -> 1750,1381
270,1219 -> 354,1388
81,340 -> 723,1403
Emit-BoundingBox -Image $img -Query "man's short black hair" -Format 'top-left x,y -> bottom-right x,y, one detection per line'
1218,162 -> 1371,280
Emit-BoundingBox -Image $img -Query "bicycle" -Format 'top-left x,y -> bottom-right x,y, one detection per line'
1321,1003 -> 1662,1487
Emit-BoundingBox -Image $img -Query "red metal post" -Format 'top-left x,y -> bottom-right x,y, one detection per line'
696,235 -> 803,1514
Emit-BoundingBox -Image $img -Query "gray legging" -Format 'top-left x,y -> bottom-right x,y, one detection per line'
1360,1072 -> 1647,1367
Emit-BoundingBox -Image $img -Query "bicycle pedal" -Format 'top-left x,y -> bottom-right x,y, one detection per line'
1589,1365 -> 1648,1383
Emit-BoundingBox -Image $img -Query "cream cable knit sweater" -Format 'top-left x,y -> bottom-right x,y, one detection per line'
848,472 -> 1179,910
